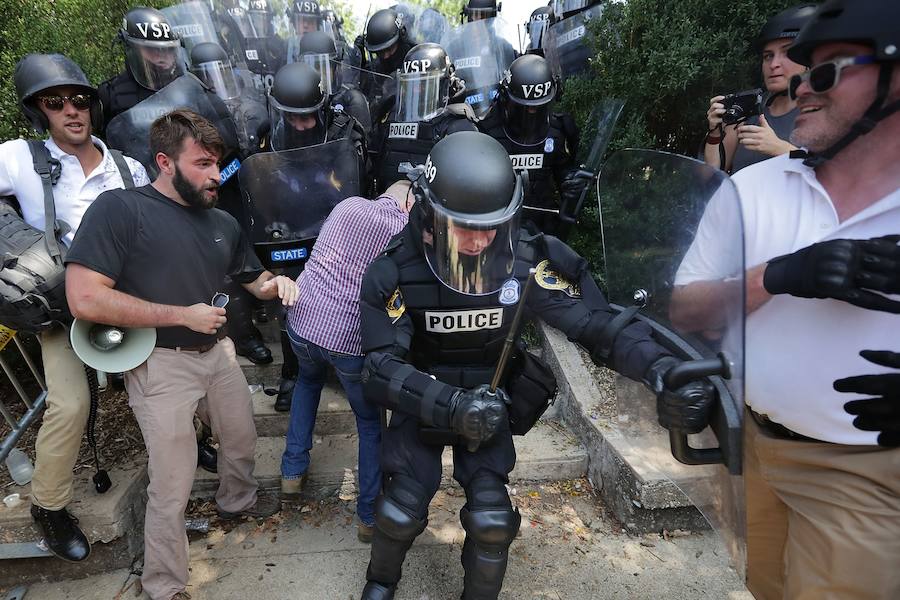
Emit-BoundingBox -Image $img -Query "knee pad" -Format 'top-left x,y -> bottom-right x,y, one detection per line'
461,476 -> 519,551
374,474 -> 429,541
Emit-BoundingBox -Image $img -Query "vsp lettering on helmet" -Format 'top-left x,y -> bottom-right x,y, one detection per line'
404,59 -> 433,73
521,81 -> 553,100
134,21 -> 173,40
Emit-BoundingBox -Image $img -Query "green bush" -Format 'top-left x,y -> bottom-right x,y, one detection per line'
561,0 -> 803,275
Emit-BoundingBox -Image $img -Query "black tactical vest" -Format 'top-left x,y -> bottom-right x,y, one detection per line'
97,71 -> 155,135
478,109 -> 573,211
384,223 -> 537,388
374,106 -> 476,194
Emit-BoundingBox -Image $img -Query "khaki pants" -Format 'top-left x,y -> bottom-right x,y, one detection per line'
125,338 -> 258,600
745,415 -> 900,600
31,326 -> 90,510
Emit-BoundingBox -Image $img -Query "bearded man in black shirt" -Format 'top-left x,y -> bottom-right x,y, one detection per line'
65,109 -> 298,600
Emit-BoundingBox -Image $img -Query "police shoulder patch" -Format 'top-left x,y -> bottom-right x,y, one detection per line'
534,260 -> 581,298
498,278 -> 520,305
544,137 -> 555,153
386,288 -> 405,321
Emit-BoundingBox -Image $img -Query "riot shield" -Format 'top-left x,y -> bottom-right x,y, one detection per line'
545,4 -> 604,79
162,1 -> 219,55
440,18 -> 517,118
105,74 -> 239,177
239,139 -> 361,270
598,149 -> 746,576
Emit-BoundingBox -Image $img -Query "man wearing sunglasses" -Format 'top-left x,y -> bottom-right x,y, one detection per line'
669,2 -> 900,598
703,4 -> 817,173
0,54 -> 149,562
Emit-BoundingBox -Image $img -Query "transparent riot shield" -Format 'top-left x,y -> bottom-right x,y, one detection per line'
545,4 -> 604,79
395,5 -> 448,45
105,74 -> 239,177
441,18 -> 517,118
239,138 -> 361,270
162,1 -> 219,55
598,149 -> 746,577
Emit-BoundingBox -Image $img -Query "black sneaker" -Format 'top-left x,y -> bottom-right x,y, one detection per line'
360,581 -> 395,600
30,504 -> 91,562
234,336 -> 273,365
197,439 -> 218,473
274,378 -> 294,412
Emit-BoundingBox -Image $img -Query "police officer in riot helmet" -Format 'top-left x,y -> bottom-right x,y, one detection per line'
372,42 -> 475,194
297,30 -> 372,133
462,0 -> 500,22
266,62 -> 370,411
358,131 -> 715,599
97,7 -> 186,130
555,0 -> 601,19
525,6 -> 557,56
214,0 -> 286,96
358,8 -> 416,107
287,0 -> 325,61
479,54 -> 585,239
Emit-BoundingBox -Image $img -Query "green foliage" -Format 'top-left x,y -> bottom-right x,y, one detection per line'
561,0 -> 801,276
405,0 -> 464,22
0,0 -> 175,141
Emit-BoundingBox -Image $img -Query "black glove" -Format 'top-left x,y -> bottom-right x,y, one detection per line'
354,34 -> 366,53
834,350 -> 900,447
646,357 -> 716,434
763,236 -> 900,313
448,384 -> 509,452
559,170 -> 589,207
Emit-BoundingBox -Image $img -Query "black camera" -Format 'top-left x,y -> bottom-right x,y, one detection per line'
721,88 -> 763,125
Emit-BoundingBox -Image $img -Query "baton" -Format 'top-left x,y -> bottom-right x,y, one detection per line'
489,268 -> 537,393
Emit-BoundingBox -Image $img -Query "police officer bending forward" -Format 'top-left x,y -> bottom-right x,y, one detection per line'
357,131 -> 713,600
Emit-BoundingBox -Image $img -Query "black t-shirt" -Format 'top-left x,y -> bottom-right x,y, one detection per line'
66,184 -> 264,347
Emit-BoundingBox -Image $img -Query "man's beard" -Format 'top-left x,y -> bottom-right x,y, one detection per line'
173,165 -> 218,209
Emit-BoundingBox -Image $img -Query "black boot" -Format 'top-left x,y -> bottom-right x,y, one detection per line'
233,335 -> 273,365
274,378 -> 295,412
360,581 -> 395,600
31,504 -> 91,562
197,438 -> 218,473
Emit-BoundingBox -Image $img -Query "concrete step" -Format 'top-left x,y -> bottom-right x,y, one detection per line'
251,385 -> 355,438
192,420 -> 588,499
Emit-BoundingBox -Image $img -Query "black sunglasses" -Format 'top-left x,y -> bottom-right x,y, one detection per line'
37,93 -> 93,112
789,55 -> 876,100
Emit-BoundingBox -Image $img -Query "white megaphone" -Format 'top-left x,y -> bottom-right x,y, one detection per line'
70,319 -> 157,373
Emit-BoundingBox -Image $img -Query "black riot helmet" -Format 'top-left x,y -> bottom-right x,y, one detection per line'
411,131 -> 524,296
754,4 -> 819,52
288,0 -> 323,36
500,54 -> 557,146
190,42 -> 240,101
297,30 -> 342,94
526,6 -> 556,55
119,7 -> 186,91
462,0 -> 500,23
14,54 -> 102,134
247,0 -> 275,38
269,62 -> 327,150
396,43 -> 454,122
365,8 -> 404,53
785,0 -> 900,166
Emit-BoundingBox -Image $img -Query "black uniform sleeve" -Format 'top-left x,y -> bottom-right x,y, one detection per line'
226,217 -> 265,284
527,234 -> 669,382
359,246 -> 460,426
96,80 -> 113,139
64,191 -> 137,281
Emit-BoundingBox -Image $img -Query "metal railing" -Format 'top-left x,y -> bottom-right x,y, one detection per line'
0,326 -> 47,463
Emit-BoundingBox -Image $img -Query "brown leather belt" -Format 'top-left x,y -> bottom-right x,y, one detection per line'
158,332 -> 226,354
750,409 -> 824,443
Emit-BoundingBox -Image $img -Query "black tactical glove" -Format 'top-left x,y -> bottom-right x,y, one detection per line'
763,236 -> 900,314
354,34 -> 366,53
834,350 -> 900,447
646,357 -> 716,434
560,170 -> 589,203
448,384 -> 510,452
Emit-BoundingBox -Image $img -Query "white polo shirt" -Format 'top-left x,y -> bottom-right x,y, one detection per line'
0,136 -> 149,245
676,153 -> 900,445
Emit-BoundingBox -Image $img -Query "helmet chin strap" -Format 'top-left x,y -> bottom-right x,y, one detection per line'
799,64 -> 900,168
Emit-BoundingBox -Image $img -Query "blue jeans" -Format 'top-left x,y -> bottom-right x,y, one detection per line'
281,329 -> 381,525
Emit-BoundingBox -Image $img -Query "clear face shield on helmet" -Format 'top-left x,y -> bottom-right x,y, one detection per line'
466,7 -> 496,22
420,173 -> 524,296
192,60 -> 240,100
504,100 -> 552,146
268,93 -> 326,151
301,52 -> 340,95
291,14 -> 323,37
248,10 -> 274,38
396,71 -> 448,122
527,19 -> 550,51
125,36 -> 186,91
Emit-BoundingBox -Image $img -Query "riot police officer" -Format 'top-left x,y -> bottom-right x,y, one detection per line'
357,131 -> 714,599
462,0 -> 500,22
478,54 -> 585,239
296,30 -> 372,133
265,62 -> 369,411
358,8 -> 415,112
286,0 -> 325,62
371,43 -> 476,194
524,6 -> 557,56
213,0 -> 286,96
97,6 -> 187,130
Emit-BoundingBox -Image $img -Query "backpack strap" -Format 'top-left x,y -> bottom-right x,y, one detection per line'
109,149 -> 135,189
25,140 -> 64,265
